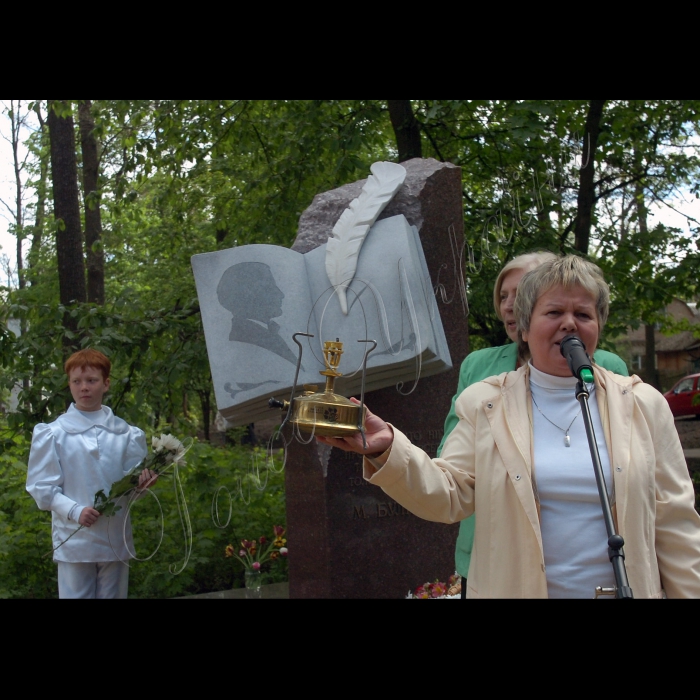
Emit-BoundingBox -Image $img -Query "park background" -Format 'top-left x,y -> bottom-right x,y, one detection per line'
0,100 -> 698,598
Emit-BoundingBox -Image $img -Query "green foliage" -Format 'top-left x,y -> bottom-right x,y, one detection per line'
407,99 -> 700,347
0,434 -> 57,598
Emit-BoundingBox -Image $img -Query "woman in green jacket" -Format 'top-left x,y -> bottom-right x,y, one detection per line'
438,251 -> 628,597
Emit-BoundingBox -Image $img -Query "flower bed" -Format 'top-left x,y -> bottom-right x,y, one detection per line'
407,573 -> 461,599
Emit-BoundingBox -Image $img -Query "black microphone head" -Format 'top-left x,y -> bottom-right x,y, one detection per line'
560,335 -> 593,381
560,335 -> 586,358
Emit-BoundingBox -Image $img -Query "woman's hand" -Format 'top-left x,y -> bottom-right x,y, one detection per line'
316,398 -> 394,456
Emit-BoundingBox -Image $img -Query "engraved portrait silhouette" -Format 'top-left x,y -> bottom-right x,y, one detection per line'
217,262 -> 298,366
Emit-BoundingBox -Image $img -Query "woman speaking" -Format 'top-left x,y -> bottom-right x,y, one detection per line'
318,255 -> 700,598
439,251 -> 627,595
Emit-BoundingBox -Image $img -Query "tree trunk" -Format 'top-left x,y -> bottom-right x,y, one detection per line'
635,171 -> 661,390
573,99 -> 606,254
643,322 -> 660,389
7,100 -> 25,291
388,100 -> 422,162
78,100 -> 105,304
6,101 -> 31,404
198,389 -> 211,441
28,104 -> 48,275
48,100 -> 86,345
215,226 -> 228,248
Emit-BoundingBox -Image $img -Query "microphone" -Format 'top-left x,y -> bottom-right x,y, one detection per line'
560,335 -> 594,383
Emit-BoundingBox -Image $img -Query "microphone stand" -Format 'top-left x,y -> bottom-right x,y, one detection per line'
574,376 -> 634,600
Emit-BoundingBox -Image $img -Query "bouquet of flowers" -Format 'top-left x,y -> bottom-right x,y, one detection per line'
93,434 -> 189,517
47,433 -> 190,556
225,525 -> 288,571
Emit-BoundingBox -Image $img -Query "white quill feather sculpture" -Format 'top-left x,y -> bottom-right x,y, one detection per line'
325,161 -> 407,315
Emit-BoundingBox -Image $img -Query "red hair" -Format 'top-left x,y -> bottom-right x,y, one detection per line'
64,349 -> 111,380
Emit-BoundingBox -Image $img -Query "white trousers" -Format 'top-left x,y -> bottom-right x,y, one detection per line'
57,561 -> 129,599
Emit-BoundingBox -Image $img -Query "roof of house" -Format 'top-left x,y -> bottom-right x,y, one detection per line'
620,298 -> 700,353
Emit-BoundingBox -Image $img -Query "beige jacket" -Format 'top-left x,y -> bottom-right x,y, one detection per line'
365,365 -> 700,598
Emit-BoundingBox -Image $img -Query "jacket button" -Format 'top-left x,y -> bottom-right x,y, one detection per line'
487,402 -> 493,409
616,466 -> 622,472
514,474 -> 521,481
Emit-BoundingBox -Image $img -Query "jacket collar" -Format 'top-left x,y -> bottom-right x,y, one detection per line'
56,404 -> 130,434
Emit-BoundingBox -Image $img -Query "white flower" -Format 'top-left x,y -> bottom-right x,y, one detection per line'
159,434 -> 182,452
151,433 -> 188,467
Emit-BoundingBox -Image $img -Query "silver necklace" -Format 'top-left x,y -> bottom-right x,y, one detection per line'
530,392 -> 582,447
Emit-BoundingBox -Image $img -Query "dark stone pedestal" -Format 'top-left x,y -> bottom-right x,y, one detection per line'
285,158 -> 468,598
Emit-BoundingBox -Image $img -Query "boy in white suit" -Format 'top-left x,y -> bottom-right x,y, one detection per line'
27,349 -> 155,598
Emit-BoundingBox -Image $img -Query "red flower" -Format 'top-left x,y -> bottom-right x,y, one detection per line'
224,544 -> 235,558
273,525 -> 285,537
430,582 -> 447,598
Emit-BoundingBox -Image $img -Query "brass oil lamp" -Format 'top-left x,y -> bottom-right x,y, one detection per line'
270,339 -> 365,437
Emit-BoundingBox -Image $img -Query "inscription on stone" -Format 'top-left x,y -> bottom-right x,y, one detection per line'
353,505 -> 370,519
351,499 -> 410,519
377,501 -> 410,517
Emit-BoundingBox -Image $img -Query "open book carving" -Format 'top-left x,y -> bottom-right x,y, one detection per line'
192,214 -> 452,427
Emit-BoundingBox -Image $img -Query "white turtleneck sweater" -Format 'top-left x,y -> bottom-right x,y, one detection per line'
529,363 -> 615,598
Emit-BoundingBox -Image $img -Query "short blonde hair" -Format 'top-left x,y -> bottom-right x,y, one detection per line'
514,255 -> 610,338
493,251 -> 558,320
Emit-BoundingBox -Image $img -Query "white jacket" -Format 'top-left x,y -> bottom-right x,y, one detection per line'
26,404 -> 147,562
